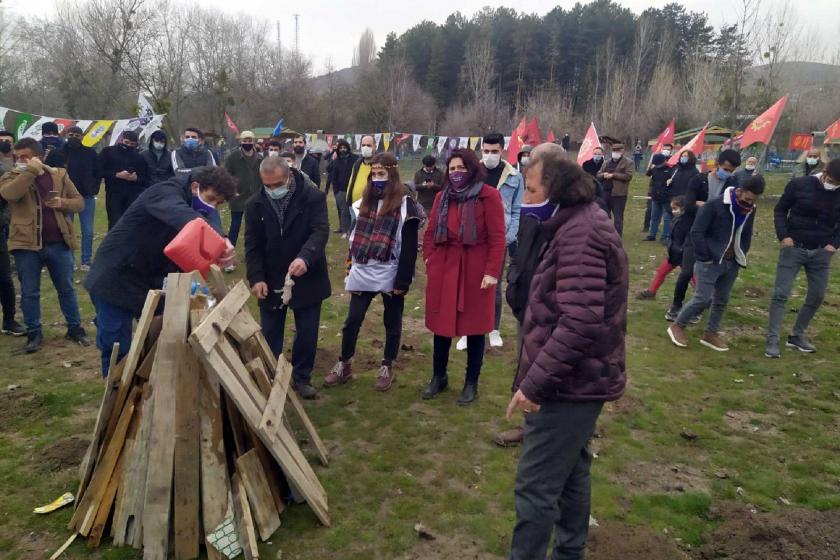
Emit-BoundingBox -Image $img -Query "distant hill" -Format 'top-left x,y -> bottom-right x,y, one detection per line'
310,66 -> 359,94
745,61 -> 840,92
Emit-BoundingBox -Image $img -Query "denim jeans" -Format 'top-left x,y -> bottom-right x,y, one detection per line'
228,211 -> 244,247
510,401 -> 603,560
766,246 -> 834,343
495,242 -> 518,330
260,303 -> 322,385
12,243 -> 82,332
334,189 -> 351,233
92,295 -> 135,377
79,196 -> 96,265
676,258 -> 740,333
648,200 -> 672,241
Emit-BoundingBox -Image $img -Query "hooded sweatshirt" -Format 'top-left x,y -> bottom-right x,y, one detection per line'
141,132 -> 174,185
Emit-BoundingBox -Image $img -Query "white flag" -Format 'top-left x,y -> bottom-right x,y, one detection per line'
459,136 -> 469,148
74,120 -> 93,134
22,117 -> 55,141
0,108 -> 8,129
140,115 -> 164,142
354,134 -> 362,149
412,134 -> 422,152
137,93 -> 155,121
374,133 -> 382,149
436,136 -> 447,154
109,117 -> 144,146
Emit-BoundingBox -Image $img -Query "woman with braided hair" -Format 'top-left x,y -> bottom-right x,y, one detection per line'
323,153 -> 422,392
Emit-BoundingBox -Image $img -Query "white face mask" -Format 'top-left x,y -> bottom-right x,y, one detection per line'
745,164 -> 756,171
806,157 -> 819,166
661,149 -> 671,157
520,156 -> 530,166
611,152 -> 622,160
152,141 -> 165,151
482,153 -> 501,169
15,162 -> 29,171
822,178 -> 840,191
360,146 -> 374,158
268,151 -> 280,157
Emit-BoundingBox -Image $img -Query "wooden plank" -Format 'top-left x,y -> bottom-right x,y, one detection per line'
227,311 -> 261,344
245,358 -> 272,399
216,337 -> 267,413
49,534 -> 77,560
236,450 -> 281,542
206,264 -> 230,298
143,274 -> 193,559
173,341 -> 201,559
87,446 -> 127,548
109,385 -> 145,540
69,387 -> 139,535
259,369 -> 289,435
199,366 -> 231,560
133,339 -> 158,380
189,281 -> 251,355
231,473 -> 259,560
224,392 -> 252,457
251,438 -> 286,517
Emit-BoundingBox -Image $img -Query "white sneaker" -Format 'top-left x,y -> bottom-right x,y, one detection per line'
340,233 -> 348,239
489,330 -> 503,348
223,264 -> 236,273
455,336 -> 468,351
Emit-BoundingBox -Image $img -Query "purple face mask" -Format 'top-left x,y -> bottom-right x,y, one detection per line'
521,200 -> 557,222
449,171 -> 470,189
192,193 -> 215,216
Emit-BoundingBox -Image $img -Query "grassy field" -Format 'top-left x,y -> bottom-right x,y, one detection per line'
1,169 -> 839,559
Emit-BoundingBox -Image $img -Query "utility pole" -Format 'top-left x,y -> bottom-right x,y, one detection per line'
276,20 -> 281,52
293,14 -> 300,54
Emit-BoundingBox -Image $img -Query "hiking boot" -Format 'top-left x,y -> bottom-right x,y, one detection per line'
488,330 -> 503,348
323,361 -> 353,387
700,331 -> 729,352
764,339 -> 781,359
667,324 -> 688,348
25,329 -> 43,354
65,325 -> 90,346
455,336 -> 468,351
665,305 -> 680,322
636,289 -> 655,300
2,319 -> 26,336
293,382 -> 320,400
786,335 -> 816,353
374,364 -> 395,392
422,375 -> 448,399
457,381 -> 478,405
494,426 -> 524,447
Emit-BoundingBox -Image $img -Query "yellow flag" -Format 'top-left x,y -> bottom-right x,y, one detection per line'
382,132 -> 392,151
469,136 -> 480,149
82,120 -> 114,147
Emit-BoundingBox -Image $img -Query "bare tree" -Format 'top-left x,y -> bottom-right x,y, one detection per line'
352,28 -> 377,68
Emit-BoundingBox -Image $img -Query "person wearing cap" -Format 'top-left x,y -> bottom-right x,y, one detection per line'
140,129 -> 174,186
40,122 -> 66,167
223,130 -> 262,252
596,142 -> 634,236
292,134 -> 321,188
99,130 -> 149,229
516,145 -> 533,173
61,126 -> 100,269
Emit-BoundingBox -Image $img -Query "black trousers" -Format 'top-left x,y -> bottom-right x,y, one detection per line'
643,198 -> 652,231
340,291 -> 405,363
260,303 -> 321,385
105,188 -> 140,230
433,334 -> 485,383
0,241 -> 17,321
671,241 -> 696,309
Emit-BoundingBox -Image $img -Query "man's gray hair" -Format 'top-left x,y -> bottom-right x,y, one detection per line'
260,155 -> 291,176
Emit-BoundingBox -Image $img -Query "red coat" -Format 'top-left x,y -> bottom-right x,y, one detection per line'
423,184 -> 506,337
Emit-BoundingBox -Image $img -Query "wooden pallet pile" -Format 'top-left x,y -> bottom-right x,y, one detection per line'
57,269 -> 329,560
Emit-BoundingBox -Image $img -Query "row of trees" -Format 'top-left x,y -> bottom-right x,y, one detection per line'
0,0 -> 837,145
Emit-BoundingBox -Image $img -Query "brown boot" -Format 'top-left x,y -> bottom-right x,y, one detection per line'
667,324 -> 689,348
324,360 -> 353,387
700,331 -> 729,352
636,289 -> 655,300
494,426 -> 524,447
374,364 -> 395,392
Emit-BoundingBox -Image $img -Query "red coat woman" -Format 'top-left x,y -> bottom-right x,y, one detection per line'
422,148 -> 505,404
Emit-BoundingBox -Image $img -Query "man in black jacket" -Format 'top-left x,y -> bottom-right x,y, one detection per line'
140,129 -> 174,186
765,158 -> 840,358
171,127 -> 217,174
668,175 -> 765,352
99,130 -> 149,229
245,157 -> 330,400
325,139 -> 357,235
85,167 -> 237,375
61,126 -> 100,269
292,134 -> 321,188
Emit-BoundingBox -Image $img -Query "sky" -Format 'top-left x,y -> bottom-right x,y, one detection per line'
1,0 -> 836,71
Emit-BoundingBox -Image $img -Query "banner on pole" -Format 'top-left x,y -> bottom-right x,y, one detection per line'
741,96 -> 788,149
669,123 -> 708,166
788,133 -> 813,151
577,123 -> 602,165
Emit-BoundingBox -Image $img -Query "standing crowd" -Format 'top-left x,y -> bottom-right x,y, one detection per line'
1,119 -> 839,559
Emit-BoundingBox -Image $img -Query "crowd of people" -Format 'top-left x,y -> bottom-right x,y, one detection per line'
1,119 -> 839,559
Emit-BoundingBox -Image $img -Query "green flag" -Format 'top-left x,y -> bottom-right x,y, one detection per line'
14,112 -> 33,140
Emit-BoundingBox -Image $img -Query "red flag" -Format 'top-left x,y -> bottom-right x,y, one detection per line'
526,118 -> 543,145
789,133 -> 813,151
224,111 -> 240,134
668,123 -> 708,166
326,134 -> 334,147
576,123 -> 602,166
651,118 -> 676,155
54,118 -> 75,133
825,117 -> 840,142
546,129 -> 556,143
506,118 -> 528,164
741,96 -> 788,149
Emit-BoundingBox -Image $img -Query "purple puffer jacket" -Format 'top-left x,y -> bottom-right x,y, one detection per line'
514,201 -> 628,404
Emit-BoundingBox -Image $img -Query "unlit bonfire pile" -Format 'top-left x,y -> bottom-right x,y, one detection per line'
57,268 -> 329,560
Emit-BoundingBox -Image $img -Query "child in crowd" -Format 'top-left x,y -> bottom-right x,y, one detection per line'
637,196 -> 693,300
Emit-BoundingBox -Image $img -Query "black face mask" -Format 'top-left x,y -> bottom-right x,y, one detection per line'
241,143 -> 254,151
338,150 -> 349,158
0,142 -> 10,154
293,146 -> 305,154
67,138 -> 82,148
120,143 -> 135,151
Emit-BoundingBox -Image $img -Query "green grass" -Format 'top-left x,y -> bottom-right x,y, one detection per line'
1,171 -> 838,558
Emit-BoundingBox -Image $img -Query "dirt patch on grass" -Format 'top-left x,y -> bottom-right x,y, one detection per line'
722,410 -> 781,436
612,462 -> 710,494
0,389 -> 46,430
696,502 -> 840,559
399,532 -> 497,559
15,531 -> 54,560
38,436 -> 90,472
604,393 -> 644,416
588,521 -> 691,559
743,286 -> 767,299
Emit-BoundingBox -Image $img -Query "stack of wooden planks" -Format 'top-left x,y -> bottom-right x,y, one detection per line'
59,268 -> 329,560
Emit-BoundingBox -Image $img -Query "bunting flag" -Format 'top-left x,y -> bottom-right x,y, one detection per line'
504,136 -> 511,148
546,129 -> 556,143
14,113 -> 34,140
576,122 -> 602,165
326,134 -> 334,147
788,133 -> 813,151
307,133 -> 318,145
412,134 -> 422,152
825,117 -> 840,142
354,134 -> 362,149
0,108 -> 8,129
436,136 -> 448,154
74,120 -> 93,134
458,136 -> 468,149
82,120 -> 115,147
22,116 -> 55,141
374,133 -> 382,149
668,123 -> 708,166
224,112 -> 240,134
54,118 -> 75,133
382,132 -> 392,151
469,136 -> 480,150
741,96 -> 788,149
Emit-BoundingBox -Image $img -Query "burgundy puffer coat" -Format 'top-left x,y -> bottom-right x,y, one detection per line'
514,201 -> 628,404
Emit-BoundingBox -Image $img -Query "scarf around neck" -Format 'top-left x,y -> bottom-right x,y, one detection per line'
434,180 -> 484,246
350,193 -> 401,264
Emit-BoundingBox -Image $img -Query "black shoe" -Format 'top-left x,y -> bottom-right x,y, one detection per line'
643,236 -> 657,241
422,376 -> 448,399
457,381 -> 478,405
293,382 -> 321,400
65,325 -> 91,346
665,305 -> 680,322
786,335 -> 816,353
2,319 -> 26,336
25,329 -> 43,353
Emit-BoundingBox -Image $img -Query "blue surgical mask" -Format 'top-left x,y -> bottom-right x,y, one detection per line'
679,156 -> 689,165
716,168 -> 732,181
593,155 -> 603,163
192,193 -> 215,216
184,138 -> 199,150
265,185 -> 289,200
372,179 -> 388,191
521,200 -> 557,222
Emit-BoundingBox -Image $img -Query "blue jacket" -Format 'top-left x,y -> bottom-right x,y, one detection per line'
691,186 -> 755,267
496,161 -> 523,246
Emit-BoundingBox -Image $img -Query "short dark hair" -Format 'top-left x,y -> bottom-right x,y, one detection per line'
446,148 -> 487,186
123,130 -> 139,142
663,143 -> 673,150
65,126 -> 84,135
483,132 -> 505,148
718,149 -> 741,168
0,130 -> 15,141
422,155 -> 436,167
184,127 -> 203,138
739,174 -> 765,195
825,158 -> 840,182
671,195 -> 686,208
268,140 -> 281,148
294,134 -> 306,144
679,150 -> 697,166
531,144 -> 596,206
336,138 -> 351,150
41,121 -> 59,136
193,166 -> 238,202
14,137 -> 44,156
